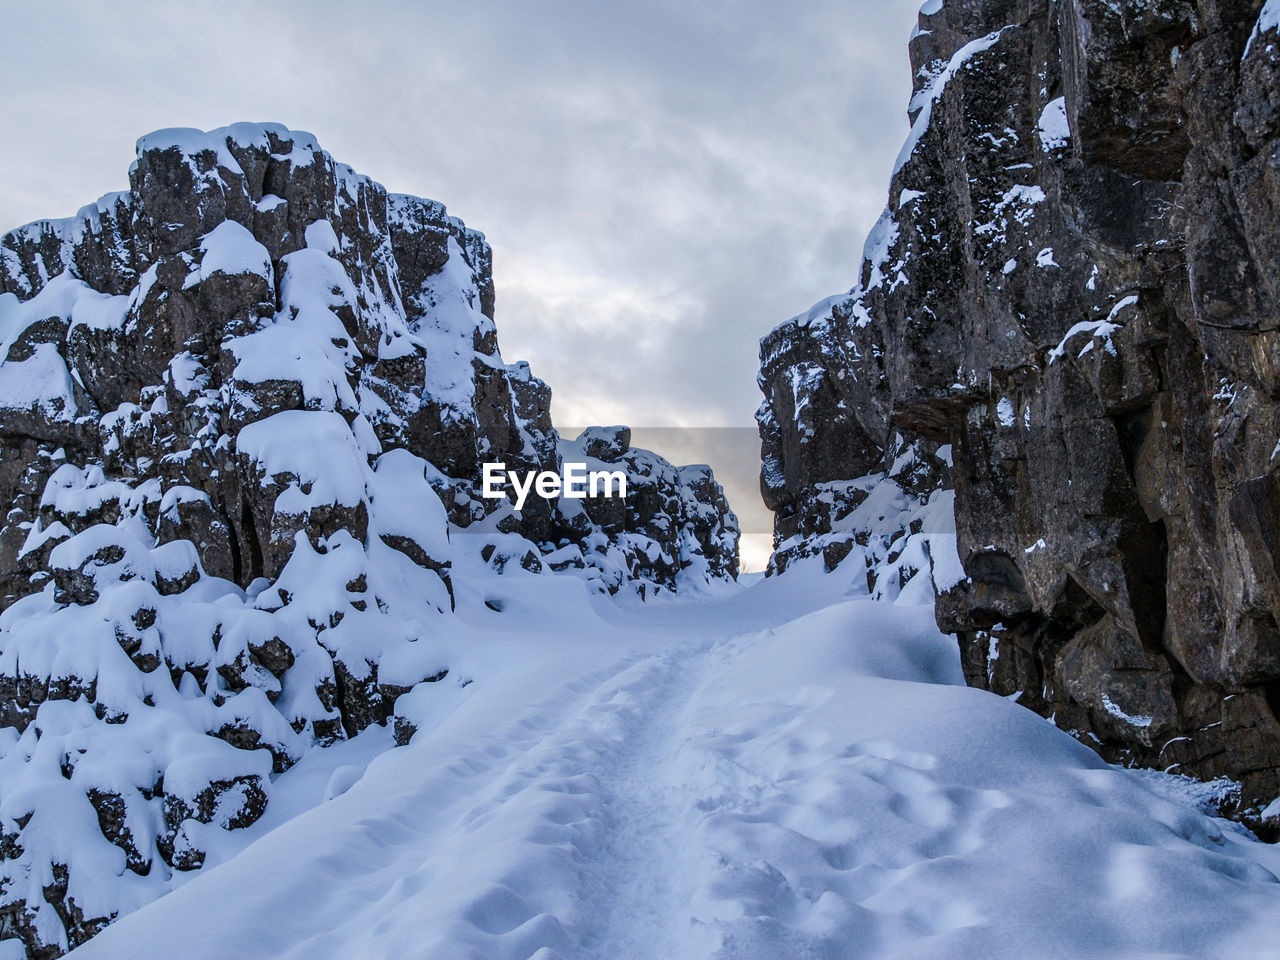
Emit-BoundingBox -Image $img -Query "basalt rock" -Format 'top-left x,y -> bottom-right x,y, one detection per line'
757,0 -> 1280,828
0,123 -> 737,956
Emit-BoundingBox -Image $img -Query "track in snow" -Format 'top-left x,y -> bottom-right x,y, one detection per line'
583,642 -> 721,959
69,570 -> 1280,960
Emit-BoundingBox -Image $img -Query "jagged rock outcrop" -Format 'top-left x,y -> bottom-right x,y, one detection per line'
0,123 -> 737,956
758,0 -> 1280,827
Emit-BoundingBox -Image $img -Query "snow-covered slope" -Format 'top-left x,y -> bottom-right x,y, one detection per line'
0,123 -> 737,957
59,544 -> 1280,960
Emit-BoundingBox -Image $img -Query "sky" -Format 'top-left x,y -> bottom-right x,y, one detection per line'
0,0 -> 923,570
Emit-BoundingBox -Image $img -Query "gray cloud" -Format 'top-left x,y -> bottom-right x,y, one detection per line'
0,0 -> 922,567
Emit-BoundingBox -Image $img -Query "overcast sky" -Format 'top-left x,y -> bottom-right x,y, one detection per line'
0,0 -> 922,569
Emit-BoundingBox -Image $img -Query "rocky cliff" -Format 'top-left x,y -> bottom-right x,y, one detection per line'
0,123 -> 737,956
758,0 -> 1280,828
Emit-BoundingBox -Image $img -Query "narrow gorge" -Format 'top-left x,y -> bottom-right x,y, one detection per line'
6,2 -> 1280,956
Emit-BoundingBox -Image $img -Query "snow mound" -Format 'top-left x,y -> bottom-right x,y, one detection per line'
61,565 -> 1280,960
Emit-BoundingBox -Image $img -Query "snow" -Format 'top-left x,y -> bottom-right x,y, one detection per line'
862,206 -> 901,293
59,551 -> 1280,960
136,128 -> 241,171
220,226 -> 379,424
1048,294 -> 1139,364
785,292 -> 848,331
0,269 -> 138,422
897,188 -> 925,208
0,420 -> 460,947
1263,795 -> 1280,822
1037,96 -> 1070,151
0,342 -> 78,420
412,236 -> 499,409
1101,693 -> 1153,729
157,484 -> 209,521
226,323 -> 358,415
186,220 -> 272,288
974,185 -> 1046,246
135,124 -> 321,175
5,111 -> 1276,959
150,539 -> 200,583
1245,0 -> 1280,58
1128,768 -> 1243,820
40,464 -> 134,518
996,183 -> 1045,219
303,219 -> 340,255
369,448 -> 452,561
236,410 -> 369,510
897,28 -> 1008,175
70,288 -> 131,333
0,272 -> 128,361
0,122 -> 749,955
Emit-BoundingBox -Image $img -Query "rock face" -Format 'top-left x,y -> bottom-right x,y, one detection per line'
758,1 -> 1280,826
0,123 -> 737,956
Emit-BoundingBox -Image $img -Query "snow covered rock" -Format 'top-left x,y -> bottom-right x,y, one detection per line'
0,123 -> 737,956
577,424 -> 630,462
757,0 -> 1280,829
550,430 -> 739,593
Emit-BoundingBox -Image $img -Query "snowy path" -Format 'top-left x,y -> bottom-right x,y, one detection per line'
70,567 -> 1280,960
585,644 -> 715,959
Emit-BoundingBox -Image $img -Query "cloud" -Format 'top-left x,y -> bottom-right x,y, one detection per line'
0,0 -> 923,569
